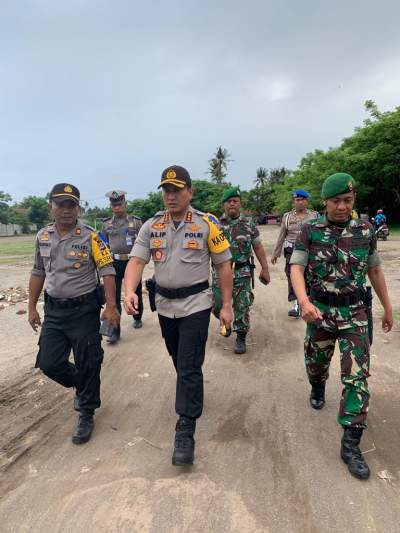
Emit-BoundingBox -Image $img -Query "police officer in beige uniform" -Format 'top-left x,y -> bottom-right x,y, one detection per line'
124,165 -> 233,466
271,189 -> 318,317
102,190 -> 143,342
28,183 -> 119,445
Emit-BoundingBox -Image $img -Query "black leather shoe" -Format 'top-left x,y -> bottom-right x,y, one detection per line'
309,382 -> 325,409
172,417 -> 196,466
72,412 -> 94,445
341,427 -> 370,479
234,332 -> 247,354
106,332 -> 120,344
133,319 -> 143,329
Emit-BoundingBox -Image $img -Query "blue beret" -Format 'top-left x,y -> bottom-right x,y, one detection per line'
292,189 -> 309,199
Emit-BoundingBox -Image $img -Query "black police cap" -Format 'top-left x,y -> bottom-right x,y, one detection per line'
49,183 -> 80,204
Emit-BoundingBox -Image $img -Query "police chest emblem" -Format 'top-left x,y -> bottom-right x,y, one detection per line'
152,239 -> 162,248
73,262 -> 81,269
64,185 -> 73,193
187,240 -> 199,249
154,250 -> 163,261
190,224 -> 201,232
152,222 -> 166,230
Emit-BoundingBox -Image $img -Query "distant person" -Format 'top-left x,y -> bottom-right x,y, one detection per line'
290,173 -> 393,480
374,209 -> 386,227
212,186 -> 270,354
102,190 -> 143,343
271,190 -> 318,317
28,183 -> 119,445
123,165 -> 233,466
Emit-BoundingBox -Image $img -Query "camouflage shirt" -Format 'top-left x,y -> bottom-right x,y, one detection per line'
218,213 -> 261,279
290,215 -> 381,295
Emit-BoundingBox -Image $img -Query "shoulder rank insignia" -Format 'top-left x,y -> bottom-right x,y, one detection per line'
40,231 -> 49,241
75,227 -> 81,235
185,211 -> 193,222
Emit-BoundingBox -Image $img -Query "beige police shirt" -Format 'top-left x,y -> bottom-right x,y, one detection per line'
31,220 -> 115,299
101,215 -> 142,256
272,209 -> 319,257
130,207 -> 231,318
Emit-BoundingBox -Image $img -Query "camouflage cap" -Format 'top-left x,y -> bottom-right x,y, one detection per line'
221,186 -> 241,204
321,173 -> 356,199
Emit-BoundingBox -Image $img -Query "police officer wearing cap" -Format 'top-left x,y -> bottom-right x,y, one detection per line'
102,190 -> 143,342
271,189 -> 318,317
290,173 -> 393,479
28,183 -> 120,445
124,165 -> 234,466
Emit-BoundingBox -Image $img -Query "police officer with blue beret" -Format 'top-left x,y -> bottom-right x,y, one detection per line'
271,189 -> 318,317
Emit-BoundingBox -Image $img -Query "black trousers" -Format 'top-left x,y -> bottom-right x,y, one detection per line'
35,293 -> 103,413
114,259 -> 143,334
284,247 -> 296,302
158,308 -> 211,420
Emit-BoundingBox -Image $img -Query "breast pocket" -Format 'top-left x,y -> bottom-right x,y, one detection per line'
151,238 -> 167,262
39,245 -> 51,268
181,238 -> 204,263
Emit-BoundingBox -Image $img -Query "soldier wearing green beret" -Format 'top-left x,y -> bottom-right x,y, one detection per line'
290,172 -> 393,480
212,186 -> 270,354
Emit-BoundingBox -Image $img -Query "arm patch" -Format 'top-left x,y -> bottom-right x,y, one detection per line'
91,232 -> 113,268
202,214 -> 230,254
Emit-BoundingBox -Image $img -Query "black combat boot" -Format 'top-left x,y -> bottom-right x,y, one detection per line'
234,332 -> 247,354
172,417 -> 196,466
340,427 -> 370,480
72,411 -> 94,445
309,382 -> 326,410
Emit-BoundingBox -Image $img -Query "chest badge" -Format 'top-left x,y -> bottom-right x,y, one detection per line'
152,239 -> 162,248
73,262 -> 82,269
69,250 -> 77,257
154,250 -> 164,261
189,224 -> 201,232
187,240 -> 200,249
152,222 -> 166,230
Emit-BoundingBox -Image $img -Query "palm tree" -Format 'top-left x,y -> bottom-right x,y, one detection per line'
269,167 -> 288,185
207,146 -> 233,184
254,167 -> 268,187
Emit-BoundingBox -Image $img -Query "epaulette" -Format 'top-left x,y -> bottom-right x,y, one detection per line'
153,210 -> 165,218
82,223 -> 96,232
129,215 -> 142,220
193,208 -> 206,216
102,217 -> 112,221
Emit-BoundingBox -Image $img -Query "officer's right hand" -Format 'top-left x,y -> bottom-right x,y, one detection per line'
300,300 -> 323,323
28,309 -> 42,332
219,303 -> 234,331
271,256 -> 278,265
124,291 -> 139,315
101,305 -> 120,329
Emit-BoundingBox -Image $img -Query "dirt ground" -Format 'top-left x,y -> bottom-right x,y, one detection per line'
0,226 -> 399,533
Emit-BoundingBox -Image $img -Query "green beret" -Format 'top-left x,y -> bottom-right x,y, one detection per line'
221,186 -> 241,204
321,173 -> 356,199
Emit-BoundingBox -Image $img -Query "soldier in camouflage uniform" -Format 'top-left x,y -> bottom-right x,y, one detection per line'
290,173 -> 393,480
213,186 -> 270,354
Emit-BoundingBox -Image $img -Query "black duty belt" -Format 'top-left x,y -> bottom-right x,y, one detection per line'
155,281 -> 209,299
310,288 -> 362,307
45,288 -> 98,309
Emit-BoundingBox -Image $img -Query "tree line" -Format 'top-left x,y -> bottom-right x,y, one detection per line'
2,100 -> 398,231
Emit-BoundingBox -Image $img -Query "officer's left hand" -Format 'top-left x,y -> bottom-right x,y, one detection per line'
101,304 -> 120,329
382,309 -> 393,333
219,304 -> 234,331
259,268 -> 270,285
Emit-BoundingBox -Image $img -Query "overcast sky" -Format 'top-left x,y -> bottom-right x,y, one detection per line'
1,0 -> 400,205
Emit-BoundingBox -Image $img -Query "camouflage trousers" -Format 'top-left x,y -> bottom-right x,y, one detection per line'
305,302 -> 370,428
212,276 -> 254,333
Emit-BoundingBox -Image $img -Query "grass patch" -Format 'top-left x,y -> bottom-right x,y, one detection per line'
393,309 -> 400,324
0,236 -> 35,264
